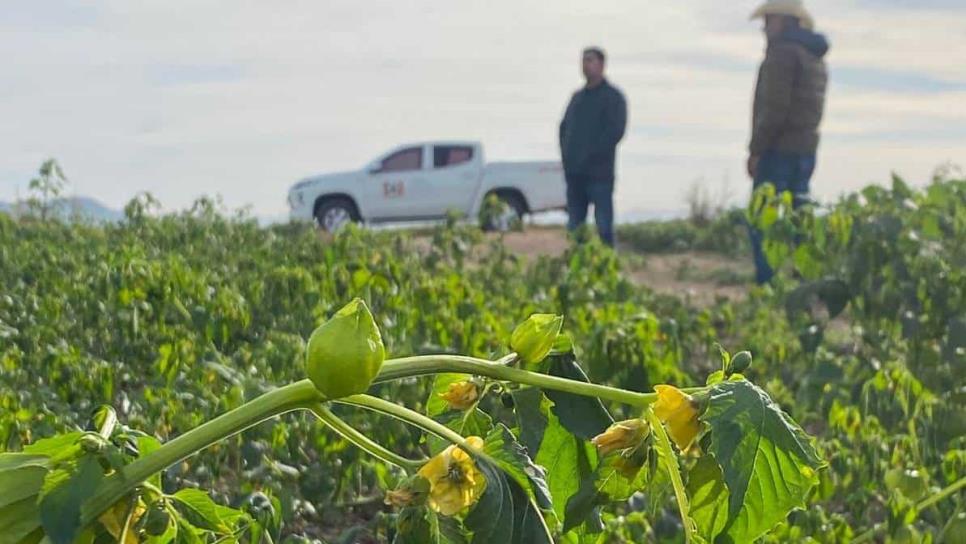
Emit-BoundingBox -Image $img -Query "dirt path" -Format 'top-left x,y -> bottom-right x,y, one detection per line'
490,228 -> 751,305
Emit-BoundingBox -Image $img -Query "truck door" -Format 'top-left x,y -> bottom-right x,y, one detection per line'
404,145 -> 481,218
363,146 -> 426,220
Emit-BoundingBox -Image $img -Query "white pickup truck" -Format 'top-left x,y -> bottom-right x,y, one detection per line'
287,141 -> 566,231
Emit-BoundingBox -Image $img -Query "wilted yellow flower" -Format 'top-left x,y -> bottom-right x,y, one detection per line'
439,381 -> 480,411
591,418 -> 650,456
385,475 -> 430,508
653,385 -> 701,451
98,498 -> 145,544
417,436 -> 486,516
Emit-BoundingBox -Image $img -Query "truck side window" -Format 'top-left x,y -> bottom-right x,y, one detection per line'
433,146 -> 474,169
380,147 -> 423,173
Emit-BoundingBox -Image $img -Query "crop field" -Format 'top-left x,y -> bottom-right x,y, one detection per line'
0,175 -> 963,543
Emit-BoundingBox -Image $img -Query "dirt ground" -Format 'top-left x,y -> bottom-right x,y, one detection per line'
491,228 -> 752,305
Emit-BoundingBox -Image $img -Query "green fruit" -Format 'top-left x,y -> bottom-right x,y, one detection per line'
730,351 -> 753,374
306,299 -> 385,399
884,468 -> 929,502
510,314 -> 563,365
142,505 -> 171,536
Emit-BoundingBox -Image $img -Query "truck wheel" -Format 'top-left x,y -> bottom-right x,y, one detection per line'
315,198 -> 359,232
481,192 -> 525,232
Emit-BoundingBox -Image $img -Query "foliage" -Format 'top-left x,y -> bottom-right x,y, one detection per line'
0,171 -> 963,542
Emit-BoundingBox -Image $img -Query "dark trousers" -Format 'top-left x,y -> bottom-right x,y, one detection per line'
566,178 -> 615,246
749,150 -> 816,284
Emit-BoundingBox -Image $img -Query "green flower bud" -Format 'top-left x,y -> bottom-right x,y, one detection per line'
306,298 -> 386,399
730,351 -> 753,374
510,314 -> 563,365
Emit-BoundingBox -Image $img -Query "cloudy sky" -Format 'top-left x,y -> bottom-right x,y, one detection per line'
2,1 -> 964,220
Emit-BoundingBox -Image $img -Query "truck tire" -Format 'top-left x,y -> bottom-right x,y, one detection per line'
481,191 -> 526,232
315,197 -> 360,232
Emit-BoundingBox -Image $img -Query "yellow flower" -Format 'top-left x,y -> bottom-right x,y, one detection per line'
591,418 -> 650,456
653,385 -> 701,451
439,381 -> 480,411
417,436 -> 486,516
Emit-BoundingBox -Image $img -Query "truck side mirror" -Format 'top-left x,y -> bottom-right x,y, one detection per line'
366,160 -> 381,174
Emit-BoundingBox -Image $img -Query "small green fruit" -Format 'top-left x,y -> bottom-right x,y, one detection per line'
510,314 -> 563,365
306,299 -> 385,399
730,351 -> 753,374
142,504 -> 171,536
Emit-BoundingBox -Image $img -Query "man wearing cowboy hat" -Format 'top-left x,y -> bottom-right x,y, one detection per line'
747,0 -> 829,284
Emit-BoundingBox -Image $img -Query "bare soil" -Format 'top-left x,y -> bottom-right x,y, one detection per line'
489,227 -> 752,306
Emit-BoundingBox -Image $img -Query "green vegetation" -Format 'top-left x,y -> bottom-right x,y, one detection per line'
0,171 -> 963,543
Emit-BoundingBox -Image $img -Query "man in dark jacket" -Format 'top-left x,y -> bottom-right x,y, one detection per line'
559,47 -> 627,247
747,1 -> 829,283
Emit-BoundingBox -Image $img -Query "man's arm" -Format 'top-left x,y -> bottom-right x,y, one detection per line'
598,89 -> 627,154
559,95 -> 574,152
749,45 -> 798,156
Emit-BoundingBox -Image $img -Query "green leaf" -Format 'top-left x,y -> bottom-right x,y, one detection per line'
0,496 -> 43,544
465,453 -> 552,544
393,507 -> 438,544
171,489 -> 232,533
701,379 -> 825,542
437,516 -> 469,544
544,354 -> 613,440
22,433 -> 84,461
464,460 -> 514,544
483,424 -> 552,509
686,455 -> 730,541
513,388 -> 598,532
509,483 -> 552,544
38,455 -> 105,544
0,454 -> 49,509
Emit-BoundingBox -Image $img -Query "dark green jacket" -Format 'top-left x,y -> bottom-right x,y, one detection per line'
750,28 -> 830,156
559,79 -> 627,183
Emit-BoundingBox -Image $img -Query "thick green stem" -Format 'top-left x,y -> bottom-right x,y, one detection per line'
308,403 -> 423,471
80,353 -> 692,529
646,410 -> 695,544
377,355 -> 658,408
81,380 -> 322,527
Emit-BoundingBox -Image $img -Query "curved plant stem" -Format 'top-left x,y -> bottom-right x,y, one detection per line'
338,394 -> 477,453
80,353 -> 702,530
646,410 -> 695,544
308,403 -> 423,471
81,380 -> 322,528
377,355 -> 659,408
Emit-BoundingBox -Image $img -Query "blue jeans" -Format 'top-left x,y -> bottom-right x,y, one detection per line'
566,178 -> 615,246
749,150 -> 816,284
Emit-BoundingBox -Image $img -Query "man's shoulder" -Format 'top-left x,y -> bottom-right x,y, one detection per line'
602,81 -> 626,101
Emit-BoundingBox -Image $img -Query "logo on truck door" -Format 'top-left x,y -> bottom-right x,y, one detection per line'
383,180 -> 405,198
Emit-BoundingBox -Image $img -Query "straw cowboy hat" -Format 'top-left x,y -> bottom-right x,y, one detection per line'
750,0 -> 815,30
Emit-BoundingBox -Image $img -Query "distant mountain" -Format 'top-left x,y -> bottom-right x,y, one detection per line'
0,196 -> 124,222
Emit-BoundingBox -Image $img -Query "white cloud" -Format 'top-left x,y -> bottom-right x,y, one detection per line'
0,0 -> 963,218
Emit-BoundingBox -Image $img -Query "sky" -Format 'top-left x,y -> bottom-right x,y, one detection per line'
1,1 -> 965,220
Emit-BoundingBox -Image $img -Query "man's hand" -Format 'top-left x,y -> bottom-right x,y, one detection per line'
747,154 -> 760,179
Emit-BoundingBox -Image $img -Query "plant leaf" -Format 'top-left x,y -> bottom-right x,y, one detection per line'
544,354 -> 613,440
701,379 -> 825,542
